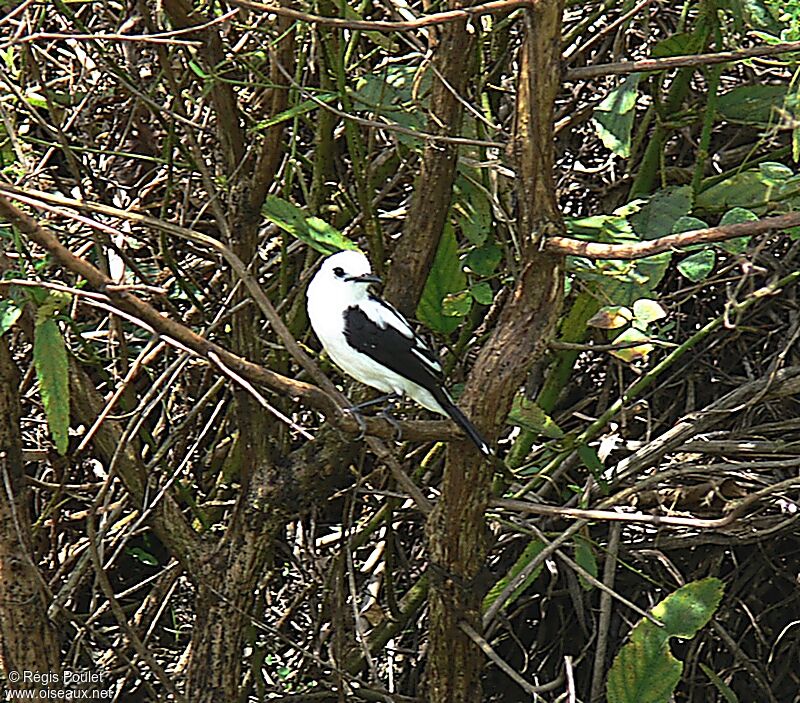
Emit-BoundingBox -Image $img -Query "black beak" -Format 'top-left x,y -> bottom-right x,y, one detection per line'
347,273 -> 382,285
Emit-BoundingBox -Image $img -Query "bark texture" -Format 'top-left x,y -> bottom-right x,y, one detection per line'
384,1 -> 477,316
425,3 -> 565,700
0,338 -> 61,688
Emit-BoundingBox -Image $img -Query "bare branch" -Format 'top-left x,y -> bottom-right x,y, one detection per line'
229,0 -> 532,32
545,211 -> 800,260
567,40 -> 800,80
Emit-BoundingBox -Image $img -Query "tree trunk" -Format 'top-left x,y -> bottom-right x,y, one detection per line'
0,337 -> 61,689
424,2 -> 565,700
384,0 -> 476,316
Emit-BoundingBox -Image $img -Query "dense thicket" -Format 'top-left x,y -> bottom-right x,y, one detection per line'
1,0 -> 799,701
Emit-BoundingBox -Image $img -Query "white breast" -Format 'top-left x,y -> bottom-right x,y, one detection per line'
306,272 -> 445,415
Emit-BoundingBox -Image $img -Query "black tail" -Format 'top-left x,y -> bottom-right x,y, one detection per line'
435,390 -> 492,457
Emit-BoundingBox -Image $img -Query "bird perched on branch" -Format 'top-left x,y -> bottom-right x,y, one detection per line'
306,249 -> 491,456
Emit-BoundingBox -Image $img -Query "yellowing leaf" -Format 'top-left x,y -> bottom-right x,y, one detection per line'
610,328 -> 653,362
588,306 -> 633,330
632,298 -> 667,325
34,290 -> 71,325
607,578 -> 724,703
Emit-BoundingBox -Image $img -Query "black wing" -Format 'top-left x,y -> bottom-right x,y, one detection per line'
344,299 -> 492,456
342,303 -> 443,394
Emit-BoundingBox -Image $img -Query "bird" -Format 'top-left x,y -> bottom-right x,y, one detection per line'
306,249 -> 491,456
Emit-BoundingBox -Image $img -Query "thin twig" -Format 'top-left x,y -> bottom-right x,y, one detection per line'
229,0 -> 532,32
459,621 -> 546,697
590,523 -> 620,703
567,39 -> 800,80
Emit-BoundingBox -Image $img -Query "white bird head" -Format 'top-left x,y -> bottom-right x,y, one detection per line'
308,250 -> 381,302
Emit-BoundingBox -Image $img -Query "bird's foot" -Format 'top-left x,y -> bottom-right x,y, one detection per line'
345,394 -> 403,441
378,396 -> 404,442
344,407 -> 368,440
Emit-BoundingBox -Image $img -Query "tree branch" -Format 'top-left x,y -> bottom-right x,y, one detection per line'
545,211 -> 800,260
228,0 -> 532,32
0,190 -> 465,446
384,0 -> 477,315
566,40 -> 800,80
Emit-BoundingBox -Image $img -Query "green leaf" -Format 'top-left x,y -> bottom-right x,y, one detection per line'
351,64 -> 430,146
126,547 -> 159,566
339,3 -> 394,50
577,443 -> 604,478
607,636 -> 681,703
0,299 -> 22,337
470,281 -> 494,306
697,165 -> 800,214
33,318 -> 70,455
631,186 -> 693,240
677,249 -> 716,282
464,244 -> 502,276
759,161 -> 793,180
482,539 -> 546,613
305,217 -> 358,255
719,207 -> 758,225
672,216 -> 708,234
651,31 -> 705,58
740,0 -> 784,34
441,290 -> 472,317
700,664 -> 739,703
566,213 -> 637,242
648,577 -> 724,639
592,73 -> 642,157
607,578 -> 725,703
417,224 -> 466,334
719,207 -> 758,253
262,195 -> 305,234
454,173 -> 492,245
717,84 -> 799,125
23,89 -> 48,109
261,196 -> 357,255
252,94 -> 337,131
633,252 -> 672,297
571,255 -> 671,307
187,60 -> 209,79
352,64 -> 426,109
794,120 -> 800,162
573,534 -> 598,591
507,396 -> 564,438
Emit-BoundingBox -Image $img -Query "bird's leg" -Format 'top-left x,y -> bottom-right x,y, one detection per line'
348,393 -> 397,413
343,406 -> 368,441
378,394 -> 403,441
345,394 -> 402,441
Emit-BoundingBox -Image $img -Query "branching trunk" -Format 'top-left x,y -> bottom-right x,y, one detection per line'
425,2 -> 565,700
